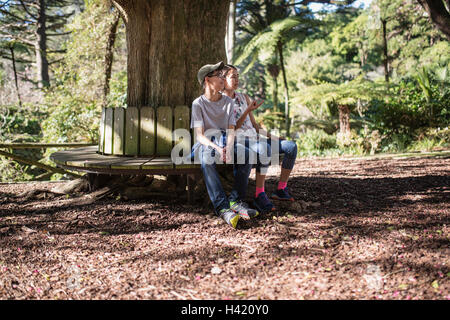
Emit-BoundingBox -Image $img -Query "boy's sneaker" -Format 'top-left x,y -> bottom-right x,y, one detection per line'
253,192 -> 275,214
230,200 -> 259,220
271,187 -> 294,201
219,208 -> 240,229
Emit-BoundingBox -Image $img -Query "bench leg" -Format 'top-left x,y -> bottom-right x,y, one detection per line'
187,174 -> 196,204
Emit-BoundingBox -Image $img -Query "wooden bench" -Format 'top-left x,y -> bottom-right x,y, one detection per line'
50,106 -> 285,203
51,106 -> 202,203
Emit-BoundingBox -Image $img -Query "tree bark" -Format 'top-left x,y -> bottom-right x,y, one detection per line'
417,0 -> 450,42
381,18 -> 389,84
9,44 -> 23,108
35,0 -> 49,88
338,104 -> 351,136
103,10 -> 121,108
112,0 -> 230,109
226,0 -> 237,64
267,63 -> 279,112
277,40 -> 290,137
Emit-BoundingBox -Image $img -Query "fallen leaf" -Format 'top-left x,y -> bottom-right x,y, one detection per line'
21,226 -> 37,234
431,280 -> 439,289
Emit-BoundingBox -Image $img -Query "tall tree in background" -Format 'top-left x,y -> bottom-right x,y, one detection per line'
226,0 -> 238,63
235,0 -> 303,137
417,0 -> 450,41
8,42 -> 23,107
369,0 -> 447,80
0,0 -> 74,88
102,7 -> 120,108
235,0 -> 354,137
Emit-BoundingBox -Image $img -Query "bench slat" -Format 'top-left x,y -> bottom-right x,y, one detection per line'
104,108 -> 114,154
156,106 -> 173,156
113,107 -> 125,155
98,108 -> 106,154
174,105 -> 191,159
141,157 -> 173,169
140,106 -> 156,156
110,157 -> 155,169
125,107 -> 139,156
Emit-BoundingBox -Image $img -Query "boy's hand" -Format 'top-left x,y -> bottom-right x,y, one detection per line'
216,146 -> 227,163
248,99 -> 264,112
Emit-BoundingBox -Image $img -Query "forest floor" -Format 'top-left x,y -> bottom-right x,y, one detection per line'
0,152 -> 449,300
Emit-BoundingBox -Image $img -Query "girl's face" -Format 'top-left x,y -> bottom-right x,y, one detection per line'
224,69 -> 239,91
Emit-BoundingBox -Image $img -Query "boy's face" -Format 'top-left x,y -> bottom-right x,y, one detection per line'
205,70 -> 225,91
224,69 -> 239,91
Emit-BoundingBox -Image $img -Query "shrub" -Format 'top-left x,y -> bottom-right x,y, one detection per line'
297,129 -> 339,156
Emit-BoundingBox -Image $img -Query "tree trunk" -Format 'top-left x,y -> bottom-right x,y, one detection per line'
267,63 -> 279,112
381,18 -> 389,84
35,0 -> 49,88
226,0 -> 237,64
103,10 -> 121,108
112,0 -> 230,109
338,104 -> 351,136
417,0 -> 450,42
9,45 -> 22,108
277,40 -> 290,137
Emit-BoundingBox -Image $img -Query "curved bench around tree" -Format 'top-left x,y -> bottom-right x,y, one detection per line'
50,106 -> 200,202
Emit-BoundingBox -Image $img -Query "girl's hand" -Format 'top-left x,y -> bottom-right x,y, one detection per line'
248,99 -> 264,112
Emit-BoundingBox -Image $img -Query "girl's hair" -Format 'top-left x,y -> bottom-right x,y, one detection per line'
223,64 -> 238,76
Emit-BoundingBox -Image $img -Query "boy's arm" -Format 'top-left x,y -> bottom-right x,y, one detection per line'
225,125 -> 235,163
194,127 -> 222,151
194,126 -> 228,162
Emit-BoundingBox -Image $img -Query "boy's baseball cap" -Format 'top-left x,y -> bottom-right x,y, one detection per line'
197,61 -> 224,86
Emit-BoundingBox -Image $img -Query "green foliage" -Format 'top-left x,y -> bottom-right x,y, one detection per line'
41,0 -> 126,143
0,103 -> 48,182
41,98 -> 100,143
292,77 -> 386,118
407,127 -> 450,152
330,12 -> 382,68
286,40 -> 351,86
366,77 -> 450,136
297,129 -> 338,156
254,109 -> 285,131
0,104 -> 43,138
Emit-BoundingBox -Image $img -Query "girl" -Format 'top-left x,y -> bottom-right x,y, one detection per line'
222,64 -> 298,213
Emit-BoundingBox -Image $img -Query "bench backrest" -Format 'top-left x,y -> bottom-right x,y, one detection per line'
98,106 -> 191,157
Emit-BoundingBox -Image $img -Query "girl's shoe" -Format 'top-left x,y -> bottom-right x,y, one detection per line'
253,192 -> 275,214
271,187 -> 294,201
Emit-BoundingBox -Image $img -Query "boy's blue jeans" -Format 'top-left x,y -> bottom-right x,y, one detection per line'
200,144 -> 252,215
193,133 -> 254,215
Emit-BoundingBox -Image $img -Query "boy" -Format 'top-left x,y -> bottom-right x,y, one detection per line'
190,61 -> 258,228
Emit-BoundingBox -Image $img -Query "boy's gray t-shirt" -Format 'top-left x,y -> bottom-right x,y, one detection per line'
190,94 -> 236,131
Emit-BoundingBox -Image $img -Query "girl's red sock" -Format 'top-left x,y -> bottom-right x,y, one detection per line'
255,187 -> 265,198
278,181 -> 287,190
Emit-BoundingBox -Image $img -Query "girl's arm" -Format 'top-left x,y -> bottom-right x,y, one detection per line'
244,94 -> 279,140
235,108 -> 250,130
